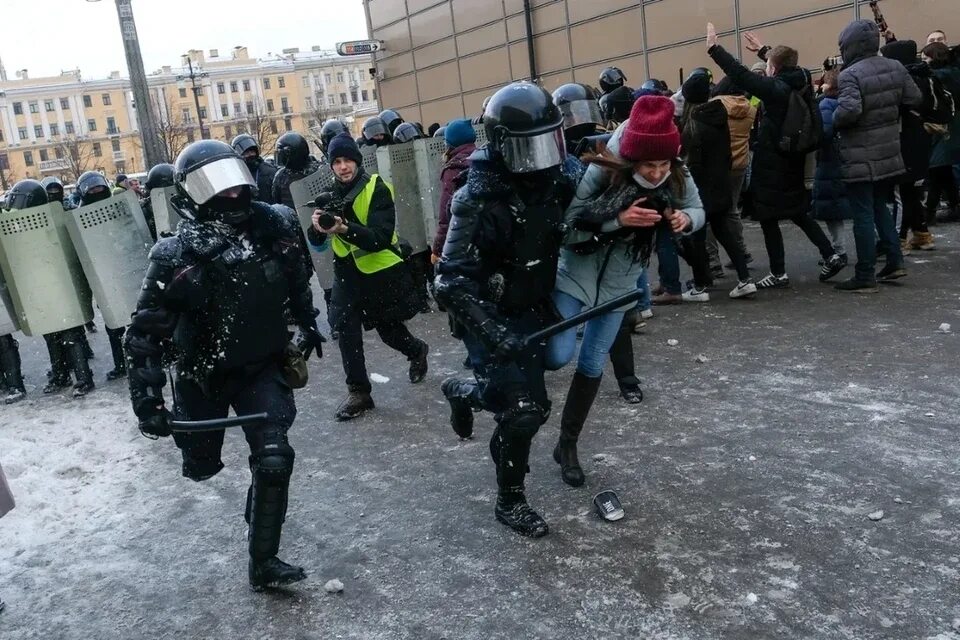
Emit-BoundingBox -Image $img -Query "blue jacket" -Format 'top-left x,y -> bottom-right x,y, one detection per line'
812,97 -> 852,221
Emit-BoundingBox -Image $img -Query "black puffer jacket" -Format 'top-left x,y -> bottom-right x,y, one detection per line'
709,44 -> 810,222
272,157 -> 322,209
249,158 -> 278,204
681,100 -> 732,215
833,20 -> 922,183
880,40 -> 938,183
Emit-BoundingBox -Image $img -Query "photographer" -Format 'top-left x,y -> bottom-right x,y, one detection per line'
308,133 -> 429,421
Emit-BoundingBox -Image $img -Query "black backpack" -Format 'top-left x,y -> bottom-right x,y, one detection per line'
778,71 -> 822,155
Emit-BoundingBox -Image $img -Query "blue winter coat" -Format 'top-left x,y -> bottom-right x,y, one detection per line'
812,97 -> 852,221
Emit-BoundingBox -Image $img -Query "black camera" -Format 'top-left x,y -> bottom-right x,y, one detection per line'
311,193 -> 337,230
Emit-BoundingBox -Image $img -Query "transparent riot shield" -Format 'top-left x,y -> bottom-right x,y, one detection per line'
376,142 -> 429,254
151,186 -> 182,237
289,165 -> 337,290
0,202 -> 94,336
0,271 -> 19,335
413,137 -> 449,245
64,190 -> 154,331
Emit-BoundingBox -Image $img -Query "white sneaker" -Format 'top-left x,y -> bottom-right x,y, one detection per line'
729,280 -> 757,299
682,287 -> 710,303
639,309 -> 654,320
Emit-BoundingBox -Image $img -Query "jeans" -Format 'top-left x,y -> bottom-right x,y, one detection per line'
545,291 -> 625,379
826,220 -> 846,256
847,180 -> 901,282
759,214 -> 836,276
706,171 -> 749,269
636,269 -> 651,312
656,230 -> 682,294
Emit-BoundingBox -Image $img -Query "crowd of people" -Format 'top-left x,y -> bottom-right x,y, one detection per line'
1,17 -> 959,592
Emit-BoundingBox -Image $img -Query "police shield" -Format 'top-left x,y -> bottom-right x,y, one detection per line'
0,202 -> 94,336
289,165 -> 337,289
0,272 -> 19,335
361,145 -> 380,176
151,186 -> 182,236
63,190 -> 153,331
413,137 -> 449,244
376,142 -> 429,254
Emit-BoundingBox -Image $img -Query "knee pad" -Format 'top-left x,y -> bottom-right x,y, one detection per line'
498,397 -> 543,440
251,442 -> 295,485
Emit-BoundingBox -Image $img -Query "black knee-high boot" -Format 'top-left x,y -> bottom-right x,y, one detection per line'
105,326 -> 127,380
608,317 -> 643,404
64,328 -> 94,396
552,371 -> 602,487
0,334 -> 26,404
43,332 -> 72,392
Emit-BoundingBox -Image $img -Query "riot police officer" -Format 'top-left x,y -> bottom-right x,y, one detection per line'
0,182 -> 35,404
272,132 -> 321,209
599,66 -> 628,95
599,86 -> 636,128
435,82 -> 578,538
40,177 -> 72,209
232,134 -> 278,204
391,122 -> 421,144
552,83 -> 606,155
140,163 -> 176,240
358,116 -> 391,148
319,119 -> 349,159
124,139 -> 323,591
378,109 -> 404,135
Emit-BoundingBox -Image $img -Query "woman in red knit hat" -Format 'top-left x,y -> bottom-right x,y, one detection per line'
547,95 -> 705,487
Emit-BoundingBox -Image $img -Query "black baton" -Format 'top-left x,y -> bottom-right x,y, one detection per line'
523,290 -> 644,347
169,412 -> 270,433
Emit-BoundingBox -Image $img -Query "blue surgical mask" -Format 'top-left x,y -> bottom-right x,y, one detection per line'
633,171 -> 670,190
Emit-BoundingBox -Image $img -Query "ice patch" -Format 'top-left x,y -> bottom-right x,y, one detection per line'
369,373 -> 390,383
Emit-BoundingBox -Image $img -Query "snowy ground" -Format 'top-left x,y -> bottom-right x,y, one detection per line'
2,222 -> 960,640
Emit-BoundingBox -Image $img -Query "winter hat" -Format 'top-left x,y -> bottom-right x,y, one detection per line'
681,73 -> 712,104
881,39 -> 918,66
444,118 -> 476,148
619,95 -> 681,162
327,132 -> 363,167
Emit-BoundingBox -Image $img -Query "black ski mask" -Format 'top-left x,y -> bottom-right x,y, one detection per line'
204,186 -> 252,225
244,154 -> 262,174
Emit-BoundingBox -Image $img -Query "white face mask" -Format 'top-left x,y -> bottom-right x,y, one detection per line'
633,171 -> 670,190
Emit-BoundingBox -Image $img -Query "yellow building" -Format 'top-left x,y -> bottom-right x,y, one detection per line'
0,46 -> 378,189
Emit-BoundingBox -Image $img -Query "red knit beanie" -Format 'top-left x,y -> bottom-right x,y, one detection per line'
618,95 -> 681,162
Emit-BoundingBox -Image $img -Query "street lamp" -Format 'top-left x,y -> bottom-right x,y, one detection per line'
85,0 -> 166,166
176,57 -> 209,139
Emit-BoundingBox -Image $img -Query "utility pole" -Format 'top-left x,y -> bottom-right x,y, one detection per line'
177,57 -> 209,139
87,0 -> 166,168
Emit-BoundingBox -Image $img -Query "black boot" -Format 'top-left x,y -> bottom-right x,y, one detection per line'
408,340 -> 429,383
494,422 -> 548,538
43,333 -> 72,393
105,327 -> 128,381
441,376 -> 479,438
246,441 -> 306,592
0,335 -> 26,405
551,372 -> 602,487
65,329 -> 95,397
335,386 -> 374,421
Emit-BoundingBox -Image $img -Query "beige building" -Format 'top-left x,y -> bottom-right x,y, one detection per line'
362,0 -> 960,126
0,47 -> 377,188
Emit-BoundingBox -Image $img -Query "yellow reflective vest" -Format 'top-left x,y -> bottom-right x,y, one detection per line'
331,174 -> 403,274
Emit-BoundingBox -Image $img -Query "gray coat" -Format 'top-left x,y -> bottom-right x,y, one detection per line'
555,123 -> 705,308
0,461 -> 14,518
834,20 -> 923,183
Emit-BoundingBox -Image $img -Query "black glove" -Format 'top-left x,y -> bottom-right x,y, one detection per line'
492,335 -> 524,363
297,325 -> 326,361
138,403 -> 173,439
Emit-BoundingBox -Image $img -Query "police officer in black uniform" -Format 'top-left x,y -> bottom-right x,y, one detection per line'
124,140 -> 323,590
435,82 -> 578,538
378,109 -> 404,136
319,119 -> 349,159
232,134 -> 278,204
140,163 -> 176,240
552,83 -> 607,156
271,132 -> 321,209
391,122 -> 421,144
357,116 -> 392,148
598,66 -> 628,95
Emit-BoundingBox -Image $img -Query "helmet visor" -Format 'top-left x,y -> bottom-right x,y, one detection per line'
182,156 -> 256,204
500,127 -> 566,173
559,99 -> 604,130
364,120 -> 389,139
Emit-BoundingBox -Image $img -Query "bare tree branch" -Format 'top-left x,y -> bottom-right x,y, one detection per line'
152,90 -> 191,164
52,134 -> 98,184
243,97 -> 280,156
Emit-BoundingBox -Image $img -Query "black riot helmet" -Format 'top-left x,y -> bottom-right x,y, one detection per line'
76,171 -> 113,206
483,81 -> 566,174
231,133 -> 259,157
174,140 -> 256,224
392,122 -> 420,144
6,179 -> 49,210
40,176 -> 65,203
144,163 -> 176,191
378,109 -> 404,134
319,119 -> 349,155
551,83 -> 604,140
362,116 -> 391,145
687,67 -> 713,82
599,67 -> 627,94
433,125 -> 446,139
599,85 -> 636,124
275,132 -> 311,170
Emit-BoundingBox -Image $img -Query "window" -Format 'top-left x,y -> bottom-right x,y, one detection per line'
182,108 -> 192,122
34,125 -> 43,138
233,102 -> 241,114
246,101 -> 253,115
93,142 -> 102,157
220,104 -> 229,117
102,93 -> 111,106
305,97 -> 313,109
302,76 -> 310,87
87,118 -> 97,132
358,69 -> 366,81
178,87 -> 187,98
224,124 -> 232,139
187,129 -> 195,143
266,99 -> 274,112
327,95 -> 335,107
269,119 -> 278,134
111,138 -> 121,152
12,102 -> 22,115
83,95 -> 92,108
217,82 -> 225,94
284,117 -> 292,132
278,76 -> 286,88
350,89 -> 358,103
44,99 -> 55,112
23,151 -> 33,166
349,70 -> 356,83
106,117 -> 117,134
242,80 -> 250,91
339,93 -> 347,105
49,123 -> 59,136
324,73 -> 331,84
230,81 -> 238,92
65,121 -> 74,134
372,89 -> 377,101
60,97 -> 69,110
29,101 -> 39,113
337,72 -> 344,83
39,149 -> 49,162
199,107 -> 207,119
17,127 -> 27,140
262,77 -> 271,90
361,89 -> 369,102
54,146 -> 63,159
280,97 -> 289,113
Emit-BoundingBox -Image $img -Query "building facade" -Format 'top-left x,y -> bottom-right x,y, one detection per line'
0,47 -> 377,188
362,0 -> 960,126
